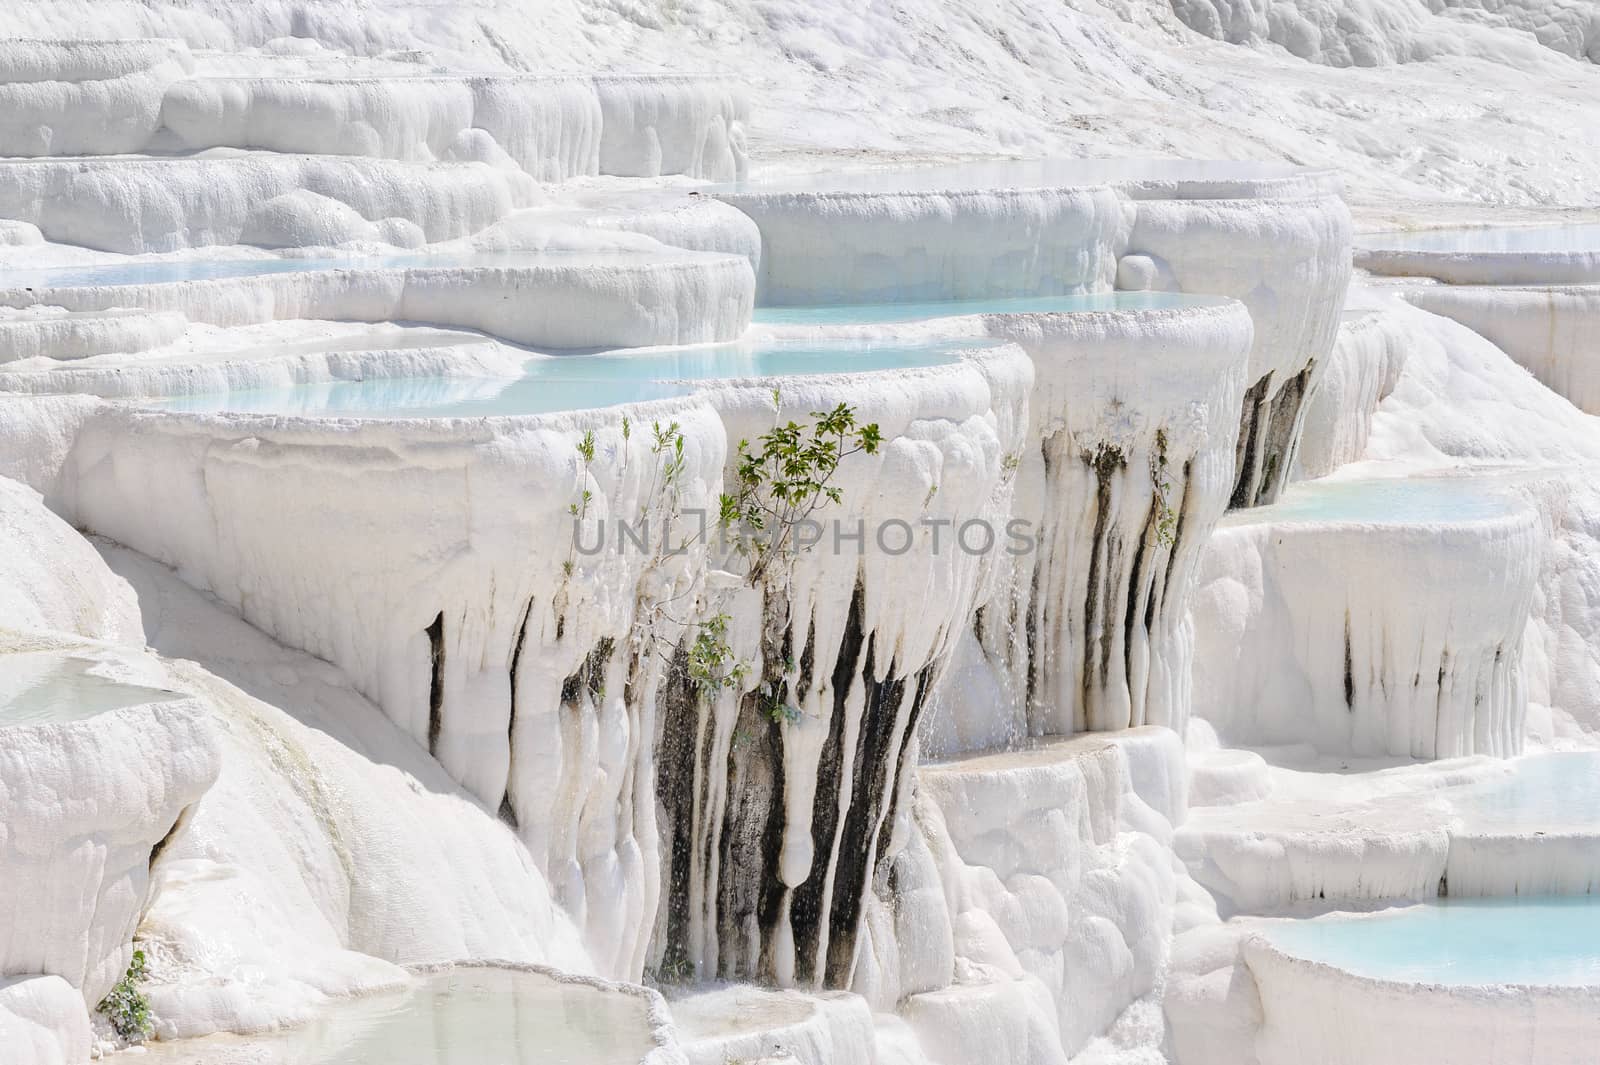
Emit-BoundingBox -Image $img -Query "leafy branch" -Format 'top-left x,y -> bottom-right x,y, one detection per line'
719,399 -> 882,586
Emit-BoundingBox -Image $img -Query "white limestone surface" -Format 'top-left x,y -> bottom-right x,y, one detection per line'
97,543 -> 594,1040
959,299 -> 1252,740
1193,474 -> 1540,759
1403,284 -> 1600,415
857,728 -> 1197,1063
0,154 -> 534,253
0,637 -> 220,1016
670,985 -> 875,1065
594,75 -> 749,181
63,396 -> 732,982
1175,747 -> 1600,915
1358,231 -> 1600,285
158,75 -> 602,179
0,320 -> 522,399
1292,308 -> 1410,480
754,296 -> 1254,744
1334,303 -> 1600,742
1170,0 -> 1596,65
0,38 -> 194,156
158,73 -> 748,182
714,178 -> 1126,306
479,192 -> 763,273
0,307 -> 189,364
0,248 -> 756,350
716,160 -> 1351,505
0,473 -> 141,641
0,975 -> 93,1065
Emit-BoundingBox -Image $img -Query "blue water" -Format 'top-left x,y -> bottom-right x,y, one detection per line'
1267,897 -> 1600,986
1361,223 -> 1600,255
149,338 -> 987,418
0,653 -> 175,727
1228,477 -> 1523,527
1447,752 -> 1600,831
0,250 -> 653,290
715,158 -> 1303,195
753,291 -> 1229,326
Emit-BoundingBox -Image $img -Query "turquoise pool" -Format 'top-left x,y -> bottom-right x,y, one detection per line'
1360,224 -> 1600,255
148,337 -> 989,418
1447,752 -> 1600,831
1224,476 -> 1524,528
1266,897 -> 1600,987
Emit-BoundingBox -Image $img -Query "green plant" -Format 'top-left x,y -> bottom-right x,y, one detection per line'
563,428 -> 599,579
1150,429 -> 1177,549
686,613 -> 747,698
98,949 -> 153,1043
719,401 -> 882,585
762,687 -> 801,725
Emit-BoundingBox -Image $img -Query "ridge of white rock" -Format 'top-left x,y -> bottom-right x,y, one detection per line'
0,247 -> 756,350
1292,309 -> 1409,480
852,728 -> 1202,1063
0,38 -> 195,156
0,154 -> 535,254
0,307 -> 190,365
1192,474 -> 1540,759
1402,284 -> 1600,415
1170,0 -> 1599,66
158,73 -> 748,181
0,321 -> 522,399
96,542 -> 595,1039
0,638 -> 220,1013
669,985 -> 875,1065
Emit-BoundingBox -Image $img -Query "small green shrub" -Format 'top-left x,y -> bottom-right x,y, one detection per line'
98,949 -> 153,1043
686,613 -> 748,698
720,400 -> 882,585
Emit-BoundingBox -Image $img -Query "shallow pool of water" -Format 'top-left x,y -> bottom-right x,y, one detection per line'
717,158 -> 1305,195
0,652 -> 175,727
1266,897 -> 1600,986
753,291 -> 1229,326
1,250 -> 678,290
1224,476 -> 1524,528
140,968 -> 659,1065
1361,223 -> 1600,255
148,338 -> 985,418
1446,752 -> 1600,831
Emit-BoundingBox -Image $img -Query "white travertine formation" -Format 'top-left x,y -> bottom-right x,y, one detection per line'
0,249 -> 756,350
854,729 -> 1200,1063
0,155 -> 534,254
158,74 -> 748,181
0,307 -> 189,365
1403,284 -> 1600,414
715,162 -> 1351,506
1192,476 -> 1539,759
0,639 -> 220,1029
0,39 -> 194,156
